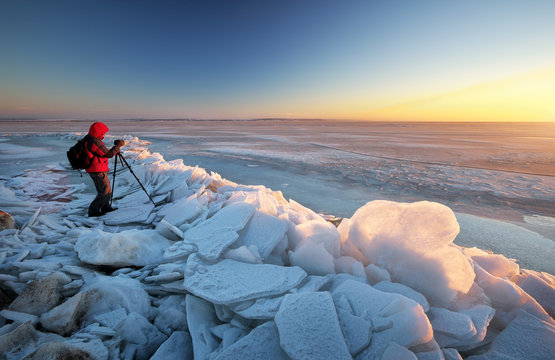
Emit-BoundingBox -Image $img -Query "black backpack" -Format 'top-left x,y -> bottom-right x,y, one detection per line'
67,139 -> 92,170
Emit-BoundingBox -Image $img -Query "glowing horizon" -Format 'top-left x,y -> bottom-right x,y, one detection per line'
1,1 -> 554,123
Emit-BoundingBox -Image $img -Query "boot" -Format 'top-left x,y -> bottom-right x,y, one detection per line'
88,209 -> 105,217
102,205 -> 118,213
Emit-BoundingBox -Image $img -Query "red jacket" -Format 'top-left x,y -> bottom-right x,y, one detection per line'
84,122 -> 121,173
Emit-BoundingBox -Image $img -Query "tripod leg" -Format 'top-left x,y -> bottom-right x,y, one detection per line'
110,155 -> 118,207
118,153 -> 157,206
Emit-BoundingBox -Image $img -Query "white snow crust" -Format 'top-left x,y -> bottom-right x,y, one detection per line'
75,229 -> 172,266
0,134 -> 554,360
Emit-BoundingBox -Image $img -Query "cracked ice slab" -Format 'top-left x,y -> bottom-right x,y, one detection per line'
214,321 -> 289,360
332,279 -> 433,357
157,194 -> 200,227
275,291 -> 351,360
237,210 -> 288,259
183,202 -> 256,260
466,310 -> 555,360
75,229 -> 172,267
184,254 -> 307,305
185,202 -> 255,239
191,229 -> 239,261
104,204 -> 155,225
231,296 -> 284,320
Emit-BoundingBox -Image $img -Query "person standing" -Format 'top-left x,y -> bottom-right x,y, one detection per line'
83,122 -> 125,217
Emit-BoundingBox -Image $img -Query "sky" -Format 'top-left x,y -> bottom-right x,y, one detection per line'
1,0 -> 554,122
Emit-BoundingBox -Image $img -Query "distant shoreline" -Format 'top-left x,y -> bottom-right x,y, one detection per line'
0,118 -> 551,125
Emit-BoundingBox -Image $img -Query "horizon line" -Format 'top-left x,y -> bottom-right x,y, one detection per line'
0,117 -> 553,124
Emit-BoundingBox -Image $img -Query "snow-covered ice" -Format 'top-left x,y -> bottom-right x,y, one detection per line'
343,200 -> 475,307
0,128 -> 554,359
236,210 -> 288,259
184,254 -> 306,304
466,310 -> 555,360
275,291 -> 351,360
150,331 -> 193,360
332,279 -> 434,357
183,202 -> 254,260
75,229 -> 172,266
213,321 -> 287,360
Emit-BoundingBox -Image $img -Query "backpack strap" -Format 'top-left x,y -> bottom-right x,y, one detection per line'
83,136 -> 98,164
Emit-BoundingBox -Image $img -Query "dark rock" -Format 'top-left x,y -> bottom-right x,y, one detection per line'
0,287 -> 15,309
24,342 -> 95,360
0,210 -> 15,230
10,274 -> 65,315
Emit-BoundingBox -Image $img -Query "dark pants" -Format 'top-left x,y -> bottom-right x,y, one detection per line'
88,172 -> 112,216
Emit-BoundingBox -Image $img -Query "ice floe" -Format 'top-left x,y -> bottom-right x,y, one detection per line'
75,229 -> 172,267
275,291 -> 351,360
184,254 -> 306,304
0,134 -> 553,359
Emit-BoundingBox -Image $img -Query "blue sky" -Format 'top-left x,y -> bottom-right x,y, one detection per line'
1,0 -> 554,121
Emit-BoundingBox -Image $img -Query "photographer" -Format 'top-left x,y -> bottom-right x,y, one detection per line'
82,122 -> 125,217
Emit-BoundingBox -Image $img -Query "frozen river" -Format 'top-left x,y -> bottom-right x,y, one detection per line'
1,119 -> 554,273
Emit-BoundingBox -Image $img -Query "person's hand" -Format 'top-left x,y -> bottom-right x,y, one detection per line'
114,139 -> 125,147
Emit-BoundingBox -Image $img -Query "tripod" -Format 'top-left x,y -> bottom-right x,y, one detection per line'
111,153 -> 157,207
